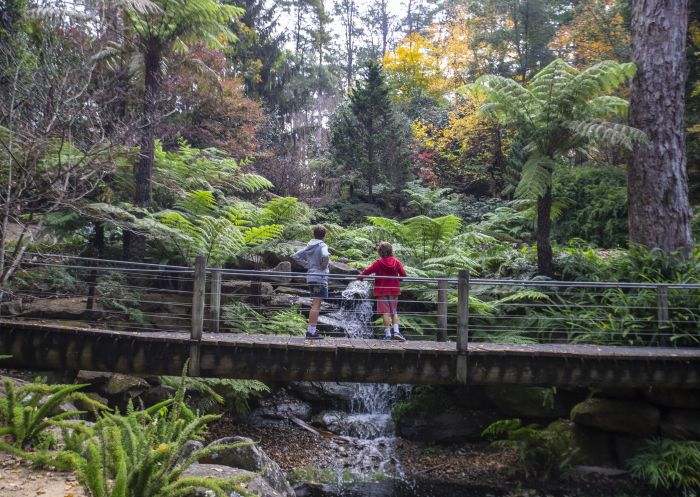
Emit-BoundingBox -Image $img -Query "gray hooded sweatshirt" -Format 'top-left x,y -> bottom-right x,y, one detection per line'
292,239 -> 330,285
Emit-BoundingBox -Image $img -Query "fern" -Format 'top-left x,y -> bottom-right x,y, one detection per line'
628,439 -> 700,495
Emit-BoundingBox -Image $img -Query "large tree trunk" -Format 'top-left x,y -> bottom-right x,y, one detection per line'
536,187 -> 553,277
124,45 -> 161,261
628,0 -> 692,254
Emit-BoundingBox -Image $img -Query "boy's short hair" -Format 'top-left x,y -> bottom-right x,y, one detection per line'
313,224 -> 327,240
377,241 -> 393,257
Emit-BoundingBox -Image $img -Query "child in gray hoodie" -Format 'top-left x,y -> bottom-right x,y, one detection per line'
292,224 -> 330,339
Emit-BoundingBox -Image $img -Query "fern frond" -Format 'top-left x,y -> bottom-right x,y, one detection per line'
515,154 -> 555,200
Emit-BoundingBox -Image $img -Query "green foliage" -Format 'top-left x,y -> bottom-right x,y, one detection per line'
12,267 -> 85,294
552,166 -> 628,247
402,181 -> 461,217
96,273 -> 148,325
471,58 -> 645,274
392,386 -> 454,422
160,376 -> 269,415
75,369 -> 252,497
628,439 -> 700,496
0,379 -> 105,449
482,418 -> 577,479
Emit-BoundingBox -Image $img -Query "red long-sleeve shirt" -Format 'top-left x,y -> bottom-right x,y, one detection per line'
359,256 -> 407,296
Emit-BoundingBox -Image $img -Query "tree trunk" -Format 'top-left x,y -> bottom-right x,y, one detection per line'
125,45 -> 161,261
536,187 -> 553,277
628,0 -> 692,254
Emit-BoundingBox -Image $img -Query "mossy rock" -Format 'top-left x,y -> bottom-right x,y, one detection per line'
571,398 -> 660,436
547,419 -> 616,467
484,385 -> 586,419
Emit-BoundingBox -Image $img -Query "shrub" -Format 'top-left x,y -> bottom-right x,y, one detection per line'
628,438 -> 700,496
481,418 -> 577,480
0,379 -> 105,450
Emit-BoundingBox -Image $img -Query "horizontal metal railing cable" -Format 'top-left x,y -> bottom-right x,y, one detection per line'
4,252 -> 698,347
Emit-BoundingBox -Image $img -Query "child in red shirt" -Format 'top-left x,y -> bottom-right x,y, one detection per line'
359,241 -> 407,341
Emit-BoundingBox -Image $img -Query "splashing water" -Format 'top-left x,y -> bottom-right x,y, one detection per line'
323,280 -> 411,482
340,280 -> 375,339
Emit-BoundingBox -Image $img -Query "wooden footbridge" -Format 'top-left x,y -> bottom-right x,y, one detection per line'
1,254 -> 699,387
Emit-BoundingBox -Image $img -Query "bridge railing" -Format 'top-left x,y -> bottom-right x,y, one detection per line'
3,253 -> 699,349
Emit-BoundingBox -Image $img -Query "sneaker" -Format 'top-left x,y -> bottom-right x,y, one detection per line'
383,335 -> 392,341
392,331 -> 406,342
305,332 -> 323,340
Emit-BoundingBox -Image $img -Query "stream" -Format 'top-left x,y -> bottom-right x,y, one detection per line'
297,282 -> 505,497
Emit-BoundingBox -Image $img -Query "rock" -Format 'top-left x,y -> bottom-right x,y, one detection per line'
138,385 -> 173,406
201,436 -> 294,497
221,280 -> 274,303
574,466 -> 628,476
614,435 -> 647,467
547,419 -> 616,467
329,261 -> 359,275
289,382 -> 356,410
271,286 -> 308,297
314,410 -> 349,433
184,463 -> 284,497
450,386 -> 496,409
250,394 -> 312,422
76,370 -> 113,385
265,262 -> 292,285
484,385 -> 585,419
660,409 -> 700,440
16,297 -> 88,320
178,440 -> 204,464
262,242 -> 307,269
396,409 -> 501,443
103,374 -> 150,396
571,398 -> 660,436
643,388 -> 700,409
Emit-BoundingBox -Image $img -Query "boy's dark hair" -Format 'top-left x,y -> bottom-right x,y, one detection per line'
313,224 -> 327,240
377,241 -> 393,257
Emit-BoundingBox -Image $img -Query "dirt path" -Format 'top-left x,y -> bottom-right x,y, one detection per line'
0,453 -> 86,497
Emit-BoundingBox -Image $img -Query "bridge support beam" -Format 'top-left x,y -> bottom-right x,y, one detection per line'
1,322 -> 700,388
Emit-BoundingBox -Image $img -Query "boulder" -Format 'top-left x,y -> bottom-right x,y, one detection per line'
289,382 -> 356,410
103,374 -> 150,396
271,286 -> 308,297
250,395 -> 312,422
329,261 -> 359,275
484,385 -> 585,419
184,463 -> 284,497
660,409 -> 700,440
262,242 -> 307,269
221,280 -> 274,303
547,420 -> 616,467
76,370 -> 113,385
16,297 -> 88,320
200,436 -> 294,497
396,409 -> 501,443
643,388 -> 700,409
264,261 -> 293,285
570,398 -> 660,436
314,410 -> 349,433
138,385 -> 173,406
450,385 -> 496,410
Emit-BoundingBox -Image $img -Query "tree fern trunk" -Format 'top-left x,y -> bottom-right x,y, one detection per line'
537,187 -> 553,277
125,45 -> 161,261
628,0 -> 692,255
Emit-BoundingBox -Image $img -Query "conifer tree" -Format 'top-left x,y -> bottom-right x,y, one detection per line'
331,61 -> 409,203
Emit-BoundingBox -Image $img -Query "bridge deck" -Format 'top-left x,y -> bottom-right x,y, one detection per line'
1,320 -> 699,386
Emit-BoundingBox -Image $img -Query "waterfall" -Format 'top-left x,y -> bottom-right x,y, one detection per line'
326,281 -> 409,480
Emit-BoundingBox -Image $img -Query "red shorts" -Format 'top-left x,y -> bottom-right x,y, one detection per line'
377,295 -> 399,315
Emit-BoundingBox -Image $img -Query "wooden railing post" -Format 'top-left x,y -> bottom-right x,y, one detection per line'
656,285 -> 669,325
190,255 -> 206,375
457,270 -> 469,352
209,267 -> 222,333
437,280 -> 448,342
